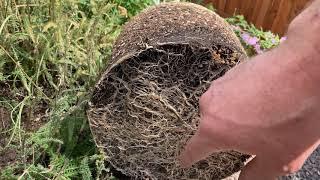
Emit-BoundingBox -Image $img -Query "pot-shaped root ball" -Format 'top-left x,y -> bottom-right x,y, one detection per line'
88,2 -> 249,180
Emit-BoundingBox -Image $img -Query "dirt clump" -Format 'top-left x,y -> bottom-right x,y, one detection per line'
88,2 -> 248,180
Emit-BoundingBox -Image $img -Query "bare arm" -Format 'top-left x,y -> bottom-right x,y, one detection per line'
179,1 -> 320,179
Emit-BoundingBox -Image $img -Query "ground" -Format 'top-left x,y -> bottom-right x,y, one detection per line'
0,106 -> 16,169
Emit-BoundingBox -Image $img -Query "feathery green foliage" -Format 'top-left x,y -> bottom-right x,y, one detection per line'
0,0 -> 153,179
226,15 -> 281,51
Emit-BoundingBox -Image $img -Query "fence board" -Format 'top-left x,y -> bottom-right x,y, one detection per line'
240,0 -> 255,20
203,0 -> 311,35
225,0 -> 239,15
264,0 -> 282,30
256,0 -> 271,27
218,0 -> 226,14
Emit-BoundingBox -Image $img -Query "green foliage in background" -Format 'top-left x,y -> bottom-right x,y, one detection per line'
0,0 -> 153,179
226,15 -> 281,54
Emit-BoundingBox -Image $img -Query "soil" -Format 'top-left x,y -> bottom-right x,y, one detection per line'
22,101 -> 49,132
0,107 -> 17,169
90,43 -> 249,180
88,3 -> 248,179
0,82 -> 13,100
0,83 -> 48,172
103,2 -> 245,79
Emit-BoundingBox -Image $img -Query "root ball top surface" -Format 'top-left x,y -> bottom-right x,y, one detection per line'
88,2 -> 248,180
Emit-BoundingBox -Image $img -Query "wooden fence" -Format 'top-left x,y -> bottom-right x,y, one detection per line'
203,0 -> 311,35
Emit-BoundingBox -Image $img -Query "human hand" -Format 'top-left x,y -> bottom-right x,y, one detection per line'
285,0 -> 320,55
179,2 -> 320,176
179,44 -> 320,179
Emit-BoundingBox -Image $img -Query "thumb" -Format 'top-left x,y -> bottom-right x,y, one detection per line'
179,128 -> 224,168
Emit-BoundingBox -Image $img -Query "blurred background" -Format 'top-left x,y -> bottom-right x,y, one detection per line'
199,0 -> 310,35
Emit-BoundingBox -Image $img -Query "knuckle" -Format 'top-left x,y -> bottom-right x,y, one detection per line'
281,162 -> 304,175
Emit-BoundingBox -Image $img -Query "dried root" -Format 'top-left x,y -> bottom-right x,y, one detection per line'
89,44 -> 248,180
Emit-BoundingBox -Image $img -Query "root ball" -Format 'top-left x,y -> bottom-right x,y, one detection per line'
88,2 -> 248,179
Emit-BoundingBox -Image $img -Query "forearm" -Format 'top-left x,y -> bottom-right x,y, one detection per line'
280,40 -> 320,83
181,1 -> 320,177
237,42 -> 320,159
245,42 -> 320,130
207,39 -> 320,149
267,42 -> 320,154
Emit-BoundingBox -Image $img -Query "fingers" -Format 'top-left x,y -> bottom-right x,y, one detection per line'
285,140 -> 320,173
239,141 -> 320,180
179,85 -> 227,168
179,129 -> 223,168
239,157 -> 278,180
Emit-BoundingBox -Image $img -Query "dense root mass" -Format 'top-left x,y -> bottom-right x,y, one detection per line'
88,2 -> 249,179
89,44 -> 248,180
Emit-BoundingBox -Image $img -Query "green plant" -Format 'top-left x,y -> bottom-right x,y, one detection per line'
0,0 -> 155,179
226,15 -> 282,55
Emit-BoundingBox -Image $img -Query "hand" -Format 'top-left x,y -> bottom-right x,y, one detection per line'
179,2 -> 320,178
285,0 -> 320,55
179,47 -> 320,179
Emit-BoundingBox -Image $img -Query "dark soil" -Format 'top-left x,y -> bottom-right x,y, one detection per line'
0,83 -> 48,172
0,107 -> 17,169
0,82 -> 13,100
22,101 -> 49,132
108,2 -> 245,72
89,43 -> 248,180
88,2 -> 248,180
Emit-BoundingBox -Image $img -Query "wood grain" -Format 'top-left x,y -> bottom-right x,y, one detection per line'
203,0 -> 311,35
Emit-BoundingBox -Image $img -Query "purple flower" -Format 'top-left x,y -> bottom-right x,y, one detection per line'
241,33 -> 250,40
254,44 -> 263,54
241,33 -> 259,46
280,36 -> 287,43
271,38 -> 277,44
248,37 -> 259,45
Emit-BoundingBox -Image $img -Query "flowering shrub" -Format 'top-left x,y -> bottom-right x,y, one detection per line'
226,15 -> 286,55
